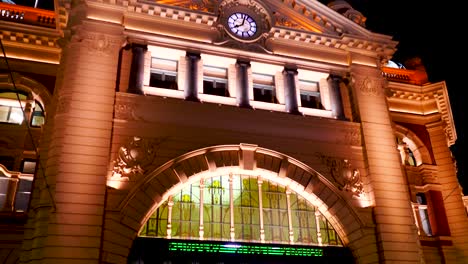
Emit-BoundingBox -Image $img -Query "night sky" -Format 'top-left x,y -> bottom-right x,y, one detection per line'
337,0 -> 467,193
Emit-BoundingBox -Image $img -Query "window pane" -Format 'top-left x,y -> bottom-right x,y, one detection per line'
150,58 -> 178,90
14,178 -> 32,211
0,176 -> 9,210
203,66 -> 229,97
0,105 -> 9,122
150,71 -> 178,90
300,91 -> 322,109
8,107 -> 24,124
21,160 -> 36,174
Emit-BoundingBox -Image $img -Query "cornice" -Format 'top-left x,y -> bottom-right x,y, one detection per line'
387,80 -> 456,146
84,0 -> 394,65
0,21 -> 61,64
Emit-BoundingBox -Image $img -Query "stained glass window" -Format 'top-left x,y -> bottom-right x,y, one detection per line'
139,174 -> 343,247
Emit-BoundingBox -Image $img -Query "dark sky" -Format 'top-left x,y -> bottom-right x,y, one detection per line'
339,1 -> 467,193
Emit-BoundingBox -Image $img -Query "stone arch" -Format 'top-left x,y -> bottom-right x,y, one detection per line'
0,72 -> 52,112
394,124 -> 432,165
102,144 -> 374,263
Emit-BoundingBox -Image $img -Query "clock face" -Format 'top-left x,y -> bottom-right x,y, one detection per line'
227,12 -> 257,38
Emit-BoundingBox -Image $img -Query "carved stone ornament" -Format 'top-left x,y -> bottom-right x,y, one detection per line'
273,11 -> 305,30
357,76 -> 383,96
317,153 -> 364,196
71,30 -> 125,56
336,128 -> 361,146
158,0 -> 215,12
112,136 -> 160,180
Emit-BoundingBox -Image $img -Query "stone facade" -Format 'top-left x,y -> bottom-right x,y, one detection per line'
0,0 -> 467,263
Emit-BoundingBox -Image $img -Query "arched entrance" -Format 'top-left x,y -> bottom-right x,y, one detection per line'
102,144 -> 373,263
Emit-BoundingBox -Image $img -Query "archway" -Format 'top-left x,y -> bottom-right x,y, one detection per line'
102,144 -> 374,263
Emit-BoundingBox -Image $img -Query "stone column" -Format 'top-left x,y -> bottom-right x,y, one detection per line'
350,65 -> 421,263
20,20 -> 124,264
236,60 -> 251,108
426,121 -> 468,261
127,43 -> 147,94
327,74 -> 345,120
283,67 -> 301,115
184,52 -> 201,102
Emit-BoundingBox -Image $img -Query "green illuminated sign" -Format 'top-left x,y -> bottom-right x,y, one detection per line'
168,242 -> 324,257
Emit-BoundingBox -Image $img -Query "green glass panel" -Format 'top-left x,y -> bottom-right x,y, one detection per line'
138,174 -> 344,247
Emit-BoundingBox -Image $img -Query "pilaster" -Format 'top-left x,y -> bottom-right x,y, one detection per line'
426,120 -> 468,262
21,20 -> 124,264
350,65 -> 421,263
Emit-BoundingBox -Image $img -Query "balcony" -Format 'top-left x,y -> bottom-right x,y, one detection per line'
0,3 -> 56,29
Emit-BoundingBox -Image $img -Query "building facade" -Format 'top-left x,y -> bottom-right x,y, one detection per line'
0,0 -> 467,263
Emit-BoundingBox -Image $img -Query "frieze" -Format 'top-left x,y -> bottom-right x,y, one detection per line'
316,153 -> 364,196
273,11 -> 305,30
157,0 -> 215,12
336,128 -> 361,146
69,29 -> 125,56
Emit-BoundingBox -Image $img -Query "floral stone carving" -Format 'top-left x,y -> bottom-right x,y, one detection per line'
112,136 -> 160,180
317,153 -> 364,196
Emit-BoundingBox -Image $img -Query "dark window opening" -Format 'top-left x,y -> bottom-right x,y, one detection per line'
203,78 -> 229,97
150,71 -> 178,90
253,85 -> 278,103
0,156 -> 15,171
300,91 -> 323,109
416,193 -> 433,236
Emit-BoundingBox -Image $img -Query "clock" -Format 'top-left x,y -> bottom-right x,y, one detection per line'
227,12 -> 257,39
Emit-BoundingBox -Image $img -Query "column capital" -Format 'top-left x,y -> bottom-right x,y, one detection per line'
327,74 -> 343,82
66,20 -> 125,55
283,67 -> 298,75
236,59 -> 251,67
186,51 -> 201,59
128,43 -> 148,51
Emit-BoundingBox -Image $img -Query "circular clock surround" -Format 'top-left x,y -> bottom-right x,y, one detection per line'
219,0 -> 272,43
227,12 -> 257,39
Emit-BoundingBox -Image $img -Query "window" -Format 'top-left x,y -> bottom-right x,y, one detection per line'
0,91 -> 27,125
299,80 -> 322,109
253,73 -> 277,103
150,58 -> 178,90
21,159 -> 36,174
203,65 -> 229,97
415,193 -> 432,236
0,173 -> 8,210
31,101 -> 45,127
140,174 -> 343,246
14,176 -> 32,212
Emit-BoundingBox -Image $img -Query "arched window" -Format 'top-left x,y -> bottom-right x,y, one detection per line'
140,174 -> 343,247
0,91 -> 28,125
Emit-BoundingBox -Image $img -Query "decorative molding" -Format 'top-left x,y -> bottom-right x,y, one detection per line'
114,101 -> 137,120
316,153 -> 363,196
155,0 -> 215,12
70,30 -> 124,56
111,136 -> 162,181
336,128 -> 361,146
273,11 -> 305,30
356,76 -> 382,96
